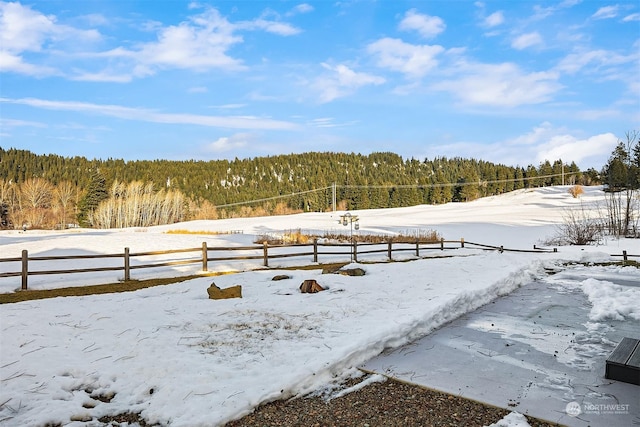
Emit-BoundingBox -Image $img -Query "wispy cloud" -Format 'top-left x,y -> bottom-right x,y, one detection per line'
483,11 -> 504,28
188,86 -> 208,94
622,12 -> 640,22
312,63 -> 385,103
205,132 -> 254,152
237,18 -> 301,36
398,9 -> 445,38
592,5 -> 619,20
367,38 -> 444,79
0,2 -> 302,81
0,97 -> 299,131
511,32 -> 543,50
307,117 -> 357,128
0,117 -> 47,128
431,62 -> 562,107
0,1 -> 100,76
555,48 -> 635,75
287,3 -> 314,16
0,51 -> 56,76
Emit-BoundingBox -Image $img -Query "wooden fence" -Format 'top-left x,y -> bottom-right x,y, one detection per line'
3,238 -> 632,292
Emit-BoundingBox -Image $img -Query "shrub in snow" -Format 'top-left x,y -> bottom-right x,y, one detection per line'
568,185 -> 584,198
547,206 -> 603,246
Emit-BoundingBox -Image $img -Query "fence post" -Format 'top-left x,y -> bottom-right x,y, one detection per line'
21,249 -> 28,290
461,238 -> 464,248
415,239 -> 420,257
623,250 -> 628,262
388,240 -> 393,261
202,242 -> 208,272
440,238 -> 444,251
263,242 -> 269,267
124,247 -> 130,281
313,238 -> 318,263
353,240 -> 358,263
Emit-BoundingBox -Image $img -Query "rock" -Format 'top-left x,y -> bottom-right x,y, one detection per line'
322,265 -> 343,274
272,274 -> 291,281
207,282 -> 242,299
338,267 -> 366,276
299,279 -> 325,293
70,414 -> 92,422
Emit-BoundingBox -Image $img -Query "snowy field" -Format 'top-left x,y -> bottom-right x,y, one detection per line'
1,186 -> 639,426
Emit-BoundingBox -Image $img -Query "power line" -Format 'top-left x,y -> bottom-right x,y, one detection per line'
213,172 -> 574,209
215,186 -> 333,208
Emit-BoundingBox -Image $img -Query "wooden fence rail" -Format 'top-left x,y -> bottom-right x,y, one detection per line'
2,238 -> 618,292
611,250 -> 640,262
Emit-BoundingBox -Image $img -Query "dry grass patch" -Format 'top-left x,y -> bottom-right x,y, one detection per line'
0,274 -> 225,304
260,228 -> 442,244
165,229 -> 243,235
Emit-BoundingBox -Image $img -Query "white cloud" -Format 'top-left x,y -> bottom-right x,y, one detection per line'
424,123 -> 618,169
398,9 -> 445,38
89,6 -> 302,80
211,103 -> 246,109
0,50 -> 56,76
431,62 -> 562,107
0,117 -> 46,128
592,5 -> 619,20
312,63 -> 385,103
484,11 -> 504,28
307,117 -> 356,128
535,133 -> 618,166
288,4 -> 314,16
0,1 -> 99,75
136,8 -> 245,72
1,2 -> 302,81
367,37 -> 444,79
79,13 -> 109,27
71,70 -> 135,83
555,49 -> 633,75
206,133 -> 253,152
560,0 -> 583,7
0,97 -> 299,131
507,122 -> 618,167
188,86 -> 209,93
511,32 -> 543,50
0,1 -> 56,52
238,18 -> 301,36
623,13 -> 640,22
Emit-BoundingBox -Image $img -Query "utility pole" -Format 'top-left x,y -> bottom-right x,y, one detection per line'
332,182 -> 336,213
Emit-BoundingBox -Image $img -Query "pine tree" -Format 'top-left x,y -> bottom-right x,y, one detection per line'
77,172 -> 108,227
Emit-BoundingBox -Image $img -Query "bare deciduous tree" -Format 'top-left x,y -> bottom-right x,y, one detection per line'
19,178 -> 54,228
89,180 -> 186,228
53,181 -> 77,229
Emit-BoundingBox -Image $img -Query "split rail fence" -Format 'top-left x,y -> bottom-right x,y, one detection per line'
0,238 -> 634,291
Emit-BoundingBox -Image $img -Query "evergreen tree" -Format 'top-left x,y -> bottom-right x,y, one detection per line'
602,131 -> 640,235
77,172 -> 108,226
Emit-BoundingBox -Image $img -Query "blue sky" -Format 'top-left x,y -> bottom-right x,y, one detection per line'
1,0 -> 638,170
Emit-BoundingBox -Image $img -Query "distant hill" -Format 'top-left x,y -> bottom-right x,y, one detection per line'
0,147 -> 589,211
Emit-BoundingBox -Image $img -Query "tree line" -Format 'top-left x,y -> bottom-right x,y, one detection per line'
0,148 -> 596,229
601,130 -> 640,236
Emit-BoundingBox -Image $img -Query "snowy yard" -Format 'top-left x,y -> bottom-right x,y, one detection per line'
1,186 -> 639,426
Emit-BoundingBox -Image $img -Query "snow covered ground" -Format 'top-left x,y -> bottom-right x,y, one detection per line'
0,186 -> 639,426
